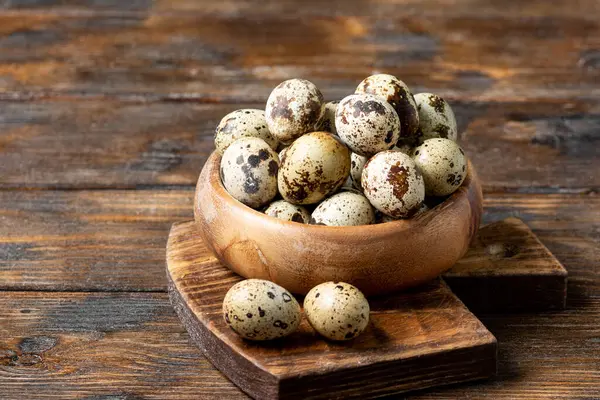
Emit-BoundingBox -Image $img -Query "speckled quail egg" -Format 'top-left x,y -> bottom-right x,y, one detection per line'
355,74 -> 419,143
413,138 -> 467,196
378,202 -> 429,223
278,131 -> 350,205
361,151 -> 425,218
335,93 -> 400,156
304,282 -> 370,341
310,191 -> 375,226
220,137 -> 279,209
215,109 -> 279,154
223,279 -> 301,341
350,152 -> 368,189
265,79 -> 324,144
316,100 -> 339,135
264,200 -> 311,223
414,93 -> 458,142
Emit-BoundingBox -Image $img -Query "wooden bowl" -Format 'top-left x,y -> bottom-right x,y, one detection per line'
194,152 -> 483,295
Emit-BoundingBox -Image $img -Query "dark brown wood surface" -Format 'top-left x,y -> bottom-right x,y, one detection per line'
0,0 -> 599,398
167,221 -> 497,399
0,100 -> 598,191
0,2 -> 597,103
444,217 -> 568,312
1,192 -> 596,294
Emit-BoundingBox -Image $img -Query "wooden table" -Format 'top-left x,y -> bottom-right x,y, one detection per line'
1,1 -> 599,398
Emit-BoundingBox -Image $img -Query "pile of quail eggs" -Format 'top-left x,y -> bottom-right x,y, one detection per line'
216,74 -> 466,225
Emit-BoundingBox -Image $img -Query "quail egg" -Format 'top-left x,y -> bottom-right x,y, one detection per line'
220,137 -> 279,209
335,93 -> 400,156
214,109 -> 279,154
317,100 -> 339,135
264,200 -> 311,223
413,138 -> 467,196
278,131 -> 350,205
355,74 -> 419,143
265,79 -> 324,144
350,152 -> 368,189
304,282 -> 370,341
361,151 -> 425,218
223,279 -> 301,341
310,191 -> 375,226
414,93 -> 458,142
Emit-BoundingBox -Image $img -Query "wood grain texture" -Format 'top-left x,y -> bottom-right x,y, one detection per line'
0,189 -> 192,291
444,217 -> 568,312
2,0 -> 600,19
0,291 -> 244,399
0,101 -> 215,189
0,2 -> 596,102
0,100 -> 599,190
2,293 -> 600,399
167,220 -> 497,399
1,190 -> 598,297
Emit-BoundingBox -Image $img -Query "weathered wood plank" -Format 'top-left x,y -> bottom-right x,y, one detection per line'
1,0 -> 599,20
0,291 -> 244,399
0,100 -> 599,190
0,101 -> 216,188
0,190 -> 598,298
167,221 -> 496,399
444,218 -> 568,312
0,8 -> 596,101
0,190 -> 193,291
1,291 -> 599,399
481,194 -> 600,300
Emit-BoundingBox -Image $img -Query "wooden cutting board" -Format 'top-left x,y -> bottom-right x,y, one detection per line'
444,217 -> 568,312
166,218 -> 566,399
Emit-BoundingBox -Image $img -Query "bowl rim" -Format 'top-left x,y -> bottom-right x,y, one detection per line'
199,151 -> 477,234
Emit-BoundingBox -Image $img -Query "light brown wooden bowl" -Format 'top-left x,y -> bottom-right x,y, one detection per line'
194,151 -> 483,296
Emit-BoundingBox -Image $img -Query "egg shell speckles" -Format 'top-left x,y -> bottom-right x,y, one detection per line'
413,138 -> 467,196
304,282 -> 370,341
215,109 -> 279,154
220,137 -> 279,209
350,152 -> 368,189
265,79 -> 324,144
378,202 -> 429,223
361,151 -> 425,218
414,93 -> 458,143
278,131 -> 351,205
335,93 -> 400,157
223,279 -> 301,341
317,101 -> 339,135
264,200 -> 311,223
310,191 -> 375,226
355,74 -> 419,142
